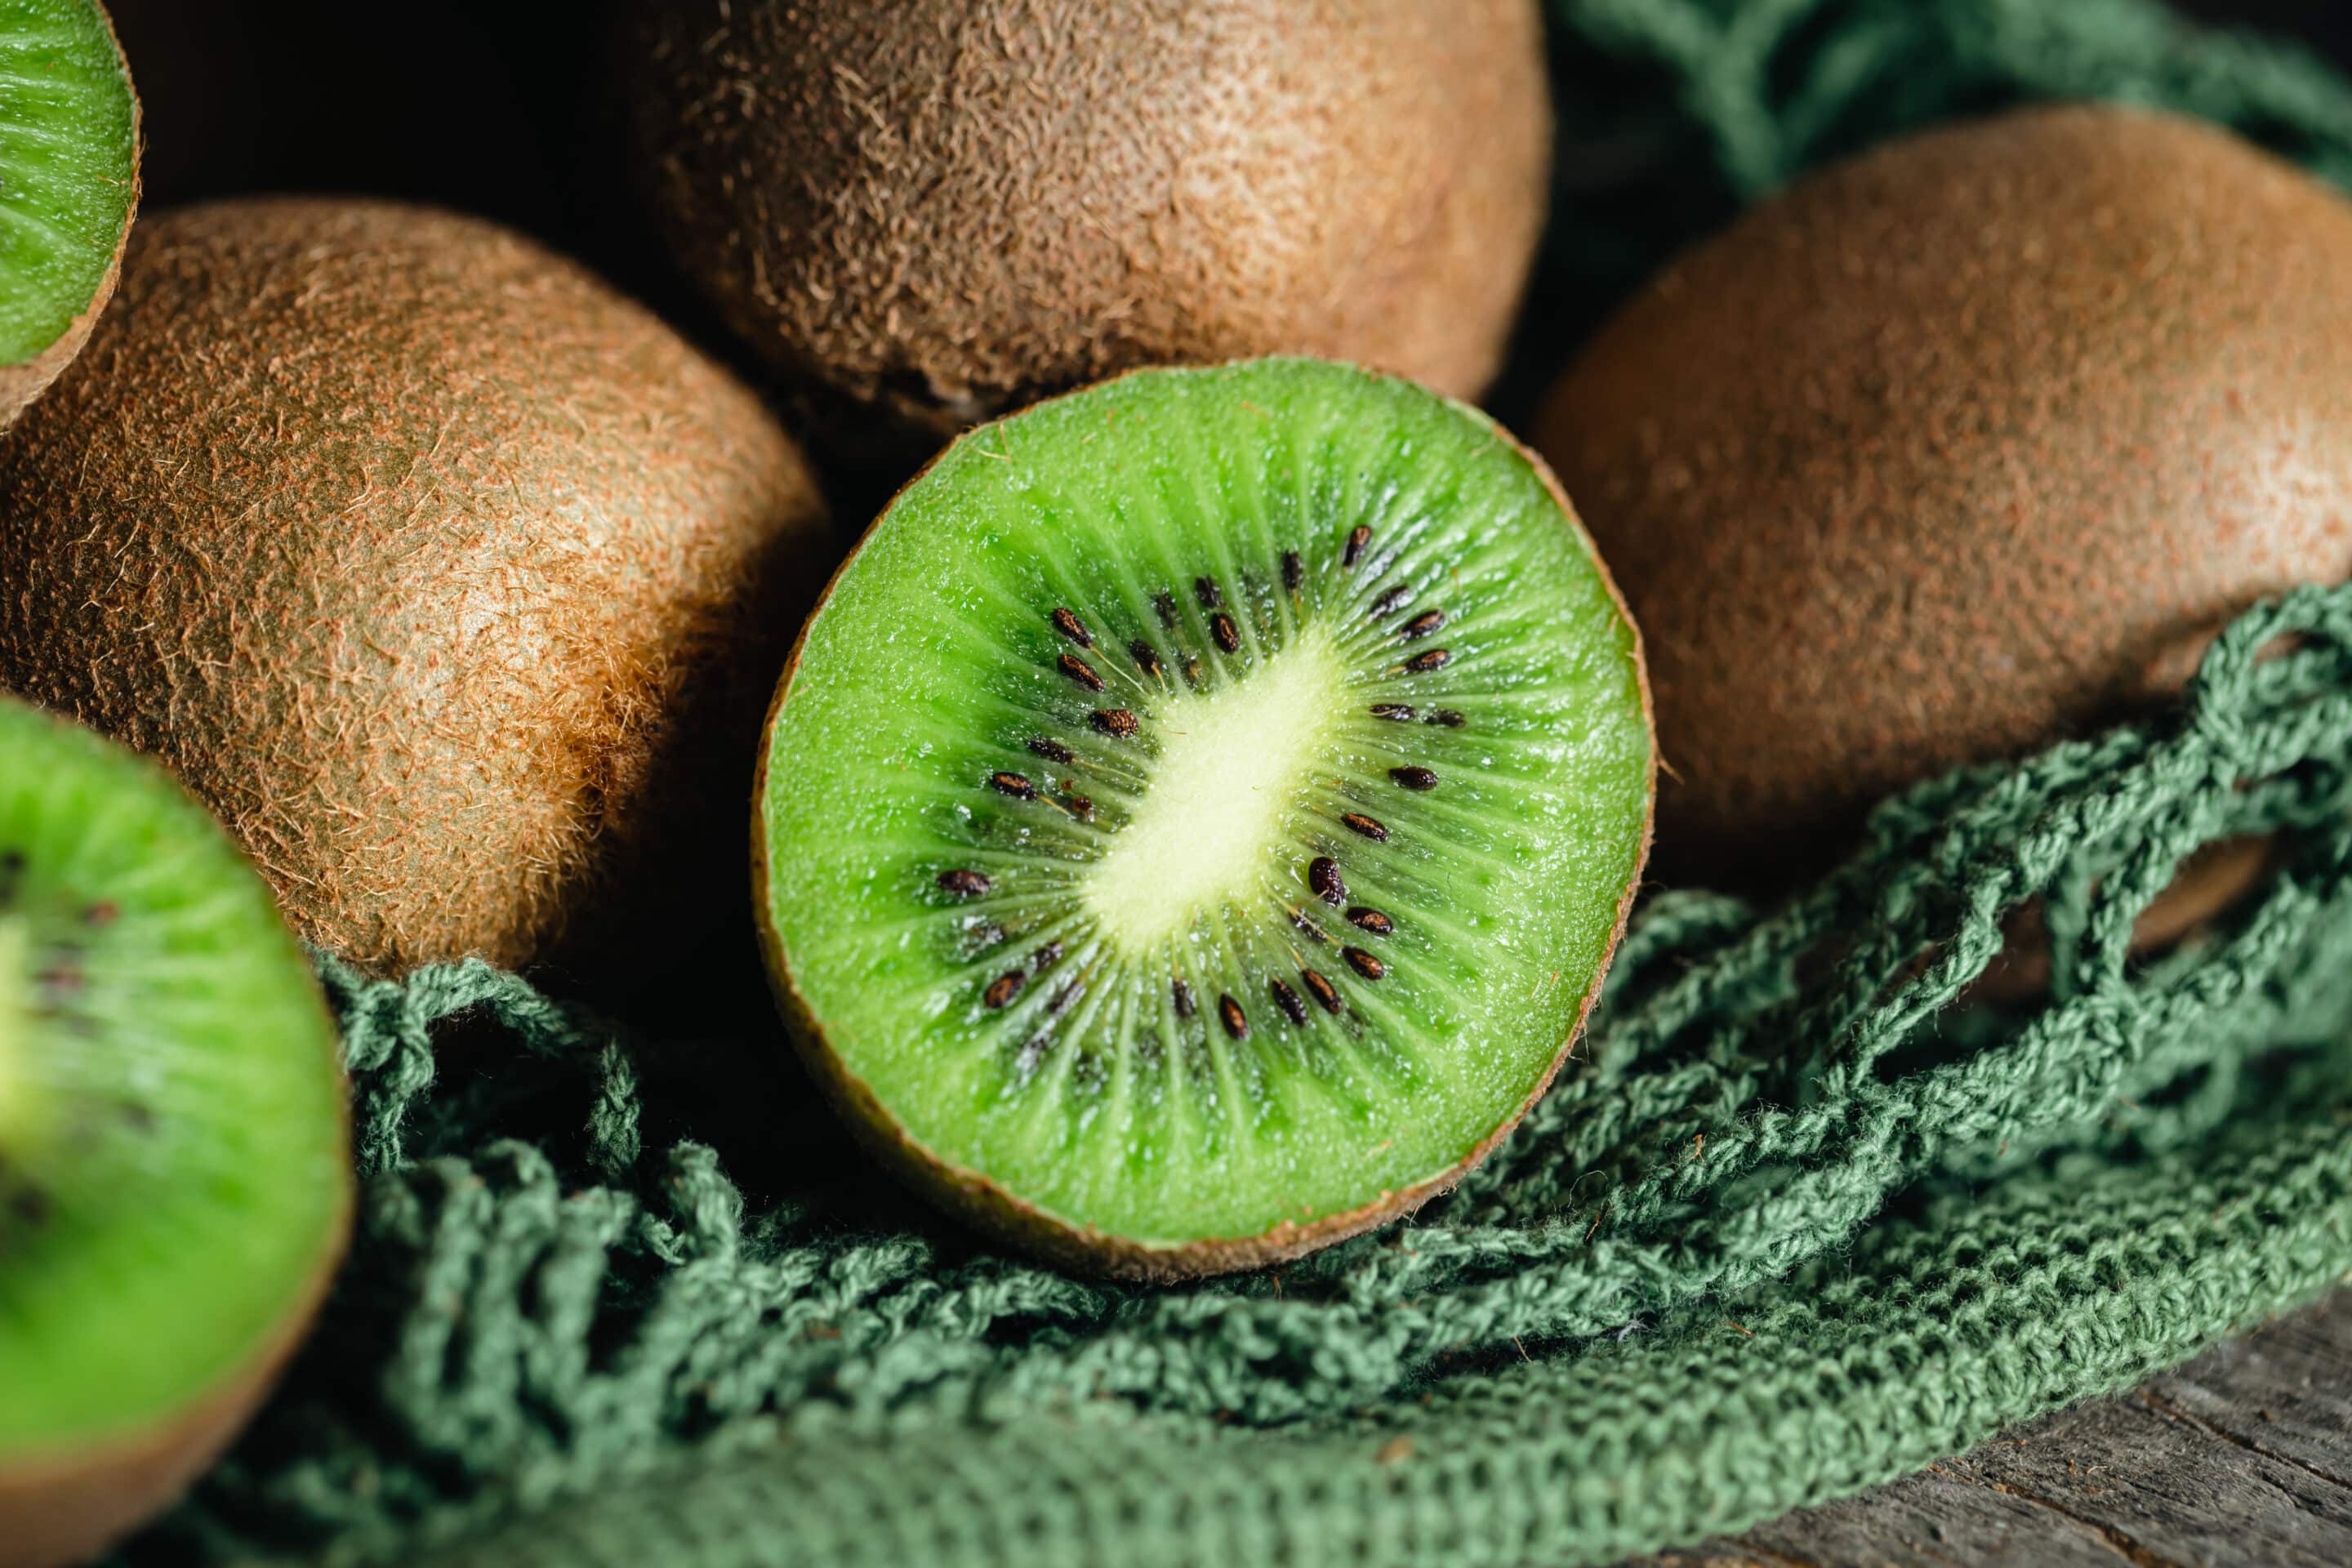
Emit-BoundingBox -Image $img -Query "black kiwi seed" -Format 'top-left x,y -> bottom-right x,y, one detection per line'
1343,524 -> 1371,568
1348,907 -> 1394,937
1342,813 -> 1389,842
1424,710 -> 1466,728
1172,977 -> 1196,1018
1058,652 -> 1106,691
1219,994 -> 1250,1040
1343,947 -> 1387,981
1370,703 -> 1416,722
1050,607 -> 1094,648
1301,969 -> 1344,1015
1390,767 -> 1439,791
1370,586 -> 1411,618
1029,736 -> 1074,764
1090,708 -> 1139,738
990,771 -> 1037,800
1154,590 -> 1178,627
1282,550 -> 1303,590
1401,610 -> 1446,640
1210,612 -> 1240,653
938,869 -> 993,897
1271,978 -> 1307,1025
1194,576 -> 1223,609
984,971 -> 1027,1009
1033,941 -> 1065,971
1129,639 -> 1162,678
1064,792 -> 1095,820
1402,648 -> 1451,675
1307,856 -> 1346,906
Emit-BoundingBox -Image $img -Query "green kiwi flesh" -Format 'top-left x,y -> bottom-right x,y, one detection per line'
1537,105 -> 2352,895
0,696 -> 350,1568
621,0 -> 1552,441
0,198 -> 832,981
0,0 -> 137,429
755,359 -> 1654,1279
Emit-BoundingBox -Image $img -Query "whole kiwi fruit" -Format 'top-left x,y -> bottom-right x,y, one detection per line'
1537,105 -> 2352,893
617,0 -> 1552,442
0,199 -> 832,979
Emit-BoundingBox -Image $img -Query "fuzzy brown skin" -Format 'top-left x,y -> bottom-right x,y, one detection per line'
751,367 -> 1654,1281
1537,105 -> 2352,892
0,0 -> 138,434
0,200 -> 833,979
621,0 -> 1552,442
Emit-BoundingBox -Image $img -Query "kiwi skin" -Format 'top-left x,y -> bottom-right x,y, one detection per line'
0,198 -> 833,982
0,0 -> 139,434
1536,105 -> 2352,895
751,365 -> 1655,1282
621,0 -> 1552,443
0,702 -> 353,1568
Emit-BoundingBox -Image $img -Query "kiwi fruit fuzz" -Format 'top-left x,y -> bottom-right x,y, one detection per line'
755,359 -> 1654,1279
0,696 -> 350,1568
0,0 -> 137,430
1538,106 -> 2352,923
0,199 -> 832,980
619,0 -> 1552,443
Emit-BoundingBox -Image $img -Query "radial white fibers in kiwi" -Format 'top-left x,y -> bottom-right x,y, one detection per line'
755,359 -> 1655,1279
0,697 -> 350,1568
0,0 -> 136,428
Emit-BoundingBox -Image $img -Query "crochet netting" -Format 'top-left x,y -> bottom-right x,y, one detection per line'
117,3 -> 2352,1565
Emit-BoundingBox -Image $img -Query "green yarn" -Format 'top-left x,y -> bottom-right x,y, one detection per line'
114,2 -> 2352,1565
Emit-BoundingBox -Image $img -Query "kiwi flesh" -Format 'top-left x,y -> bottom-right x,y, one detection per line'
0,696 -> 350,1568
1536,105 -> 2352,902
619,0 -> 1552,443
0,198 -> 833,982
755,359 -> 1654,1280
0,0 -> 137,430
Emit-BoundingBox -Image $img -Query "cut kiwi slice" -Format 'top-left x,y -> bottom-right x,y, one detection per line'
0,697 -> 350,1568
755,359 -> 1654,1280
0,0 -> 137,430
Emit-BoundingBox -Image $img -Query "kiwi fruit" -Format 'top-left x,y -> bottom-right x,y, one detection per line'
754,358 -> 1654,1280
618,0 -> 1552,443
1536,105 -> 2352,900
0,0 -> 137,431
0,198 -> 833,981
0,695 -> 350,1568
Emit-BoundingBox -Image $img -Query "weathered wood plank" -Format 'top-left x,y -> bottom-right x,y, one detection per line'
1630,1290 -> 2352,1568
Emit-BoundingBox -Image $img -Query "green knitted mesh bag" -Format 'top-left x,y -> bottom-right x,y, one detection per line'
114,2 -> 2352,1564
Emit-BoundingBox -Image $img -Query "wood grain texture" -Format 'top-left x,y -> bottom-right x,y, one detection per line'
1628,1290 -> 2352,1568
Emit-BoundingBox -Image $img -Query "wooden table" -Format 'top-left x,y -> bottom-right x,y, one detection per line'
1633,1290 -> 2352,1566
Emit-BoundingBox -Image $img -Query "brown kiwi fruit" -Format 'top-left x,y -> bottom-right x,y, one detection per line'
1536,105 -> 2352,933
0,199 -> 833,980
617,0 -> 1552,443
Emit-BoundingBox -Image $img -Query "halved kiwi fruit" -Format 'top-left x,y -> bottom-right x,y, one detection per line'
755,359 -> 1654,1280
0,697 -> 350,1568
0,0 -> 136,430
